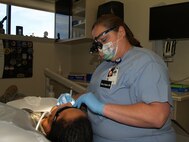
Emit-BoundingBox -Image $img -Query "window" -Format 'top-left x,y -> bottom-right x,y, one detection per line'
0,3 -> 55,38
0,3 -> 7,33
55,13 -> 69,39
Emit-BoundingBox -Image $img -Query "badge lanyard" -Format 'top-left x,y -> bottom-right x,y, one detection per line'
107,58 -> 121,84
107,66 -> 119,85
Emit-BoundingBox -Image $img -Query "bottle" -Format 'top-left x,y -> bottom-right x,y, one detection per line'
58,65 -> 62,75
48,85 -> 55,98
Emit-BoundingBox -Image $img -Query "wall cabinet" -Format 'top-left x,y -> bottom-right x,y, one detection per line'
55,0 -> 105,44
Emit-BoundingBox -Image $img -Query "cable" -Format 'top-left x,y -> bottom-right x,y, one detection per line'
35,111 -> 50,131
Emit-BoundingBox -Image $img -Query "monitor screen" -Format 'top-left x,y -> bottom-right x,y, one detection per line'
149,2 -> 189,40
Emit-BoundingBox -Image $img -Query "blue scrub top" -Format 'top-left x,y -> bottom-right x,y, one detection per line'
88,47 -> 176,142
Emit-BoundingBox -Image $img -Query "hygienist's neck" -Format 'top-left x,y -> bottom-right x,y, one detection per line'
115,40 -> 133,61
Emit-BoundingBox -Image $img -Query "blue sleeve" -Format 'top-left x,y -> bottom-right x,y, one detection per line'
137,62 -> 172,104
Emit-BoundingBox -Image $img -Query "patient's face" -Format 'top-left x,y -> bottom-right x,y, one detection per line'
41,104 -> 86,134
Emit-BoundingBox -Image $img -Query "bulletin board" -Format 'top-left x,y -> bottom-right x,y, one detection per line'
0,39 -> 33,78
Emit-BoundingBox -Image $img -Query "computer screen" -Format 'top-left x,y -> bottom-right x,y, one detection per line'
149,2 -> 189,40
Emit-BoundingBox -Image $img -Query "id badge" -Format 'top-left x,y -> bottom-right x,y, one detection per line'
107,66 -> 119,85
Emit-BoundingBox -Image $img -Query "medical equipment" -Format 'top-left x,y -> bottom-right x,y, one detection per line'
163,40 -> 176,57
90,40 -> 102,54
57,93 -> 75,105
163,39 -> 176,62
44,68 -> 87,97
35,111 -> 50,131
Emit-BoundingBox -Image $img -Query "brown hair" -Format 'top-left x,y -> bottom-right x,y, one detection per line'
92,14 -> 142,47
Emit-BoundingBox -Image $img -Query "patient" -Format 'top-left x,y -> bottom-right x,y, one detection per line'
0,86 -> 93,142
42,104 -> 93,142
0,101 -> 93,142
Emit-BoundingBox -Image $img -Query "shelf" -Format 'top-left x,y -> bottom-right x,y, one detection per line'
73,8 -> 85,17
55,37 -> 92,45
0,34 -> 54,43
73,0 -> 85,6
73,22 -> 85,29
72,0 -> 85,39
55,0 -> 103,44
172,92 -> 189,101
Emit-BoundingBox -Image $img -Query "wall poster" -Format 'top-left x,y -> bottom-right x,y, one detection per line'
0,39 -> 33,78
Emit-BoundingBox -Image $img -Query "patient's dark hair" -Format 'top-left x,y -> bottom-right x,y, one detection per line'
46,116 -> 93,142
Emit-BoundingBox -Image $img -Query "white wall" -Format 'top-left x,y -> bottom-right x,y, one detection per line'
70,42 -> 98,74
124,0 -> 189,82
0,38 -> 71,97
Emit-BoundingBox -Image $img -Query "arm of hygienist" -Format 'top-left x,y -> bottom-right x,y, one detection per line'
74,93 -> 170,129
103,101 -> 170,128
74,61 -> 172,129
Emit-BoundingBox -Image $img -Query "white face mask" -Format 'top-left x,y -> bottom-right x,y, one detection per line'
100,40 -> 118,60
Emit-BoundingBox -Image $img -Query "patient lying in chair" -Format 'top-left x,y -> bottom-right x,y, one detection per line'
0,90 -> 93,142
42,104 -> 92,142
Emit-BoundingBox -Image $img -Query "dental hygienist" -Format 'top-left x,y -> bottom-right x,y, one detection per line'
74,14 -> 176,142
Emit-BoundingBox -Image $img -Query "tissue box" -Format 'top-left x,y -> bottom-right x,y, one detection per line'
68,73 -> 92,82
68,74 -> 85,81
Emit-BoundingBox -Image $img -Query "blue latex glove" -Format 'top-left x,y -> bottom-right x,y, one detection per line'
57,93 -> 75,105
73,92 -> 104,115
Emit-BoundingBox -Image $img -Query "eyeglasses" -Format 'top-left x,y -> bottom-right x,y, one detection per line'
52,106 -> 74,125
94,26 -> 117,41
90,26 -> 117,54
